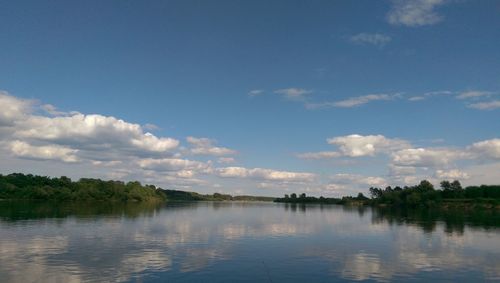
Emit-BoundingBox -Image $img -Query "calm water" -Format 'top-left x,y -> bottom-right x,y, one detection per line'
0,201 -> 499,282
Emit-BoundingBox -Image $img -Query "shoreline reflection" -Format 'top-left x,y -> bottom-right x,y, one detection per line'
0,201 -> 498,282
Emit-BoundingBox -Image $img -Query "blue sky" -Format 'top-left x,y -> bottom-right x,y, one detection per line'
1,0 -> 499,196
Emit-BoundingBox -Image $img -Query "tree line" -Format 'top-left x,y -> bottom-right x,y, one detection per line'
274,192 -> 369,205
275,180 -> 500,208
368,180 -> 500,207
0,173 -> 276,203
0,173 -> 166,202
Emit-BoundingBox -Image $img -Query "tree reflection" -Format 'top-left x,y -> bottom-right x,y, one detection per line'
372,206 -> 500,235
0,200 -> 171,222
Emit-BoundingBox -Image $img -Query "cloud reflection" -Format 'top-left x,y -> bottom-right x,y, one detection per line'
0,202 -> 499,282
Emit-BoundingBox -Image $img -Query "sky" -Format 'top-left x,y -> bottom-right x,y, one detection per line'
1,0 -> 499,197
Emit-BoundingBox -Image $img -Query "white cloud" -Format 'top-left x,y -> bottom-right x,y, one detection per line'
391,147 -> 470,167
9,140 -> 79,163
274,88 -> 313,101
389,164 -> 417,176
407,90 -> 453,102
306,94 -> 400,109
0,91 -> 180,158
331,173 -> 387,187
0,91 -> 33,126
456,90 -> 492,100
327,174 -> 388,193
408,96 -> 425,101
328,134 -> 410,157
186,137 -> 236,156
340,94 -> 400,109
248,89 -> 264,96
387,0 -> 447,27
469,138 -> 500,159
424,90 -> 453,96
298,134 -> 410,159
349,33 -> 392,47
467,100 -> 500,110
435,169 -> 470,180
335,94 -> 399,108
41,104 -> 71,116
215,167 -> 315,183
132,132 -> 179,152
461,162 -> 500,186
138,158 -> 210,172
15,114 -> 179,155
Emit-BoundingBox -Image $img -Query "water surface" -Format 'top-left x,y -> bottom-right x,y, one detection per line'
0,201 -> 499,282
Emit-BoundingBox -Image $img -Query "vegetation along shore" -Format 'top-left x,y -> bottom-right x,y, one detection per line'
275,180 -> 500,209
1,173 -> 498,210
0,173 -> 273,202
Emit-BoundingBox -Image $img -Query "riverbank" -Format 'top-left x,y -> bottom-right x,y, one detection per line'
274,180 -> 500,210
0,173 -> 275,203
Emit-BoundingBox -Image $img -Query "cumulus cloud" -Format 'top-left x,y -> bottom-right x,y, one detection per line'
298,134 -> 410,159
349,33 -> 392,47
469,139 -> 500,159
328,135 -> 410,157
215,167 -> 315,183
273,88 -> 313,101
301,136 -> 500,191
1,92 -> 180,161
387,0 -> 447,27
391,147 -> 470,167
15,114 -> 179,155
186,137 -> 236,156
0,91 -> 185,166
0,91 -> 33,126
435,169 -> 470,180
467,100 -> 500,110
9,140 -> 79,163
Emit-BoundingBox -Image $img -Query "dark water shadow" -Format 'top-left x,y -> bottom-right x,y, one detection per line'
371,206 -> 500,235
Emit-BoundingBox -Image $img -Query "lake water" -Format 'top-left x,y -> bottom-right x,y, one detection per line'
0,201 -> 499,282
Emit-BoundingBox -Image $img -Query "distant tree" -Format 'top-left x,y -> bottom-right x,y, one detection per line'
440,180 -> 451,191
290,193 -> 297,199
450,180 -> 463,191
356,193 -> 368,200
369,187 -> 383,199
299,193 -> 306,199
284,194 -> 289,199
417,180 -> 434,191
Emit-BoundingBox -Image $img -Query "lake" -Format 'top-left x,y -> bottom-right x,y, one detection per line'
0,201 -> 499,282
